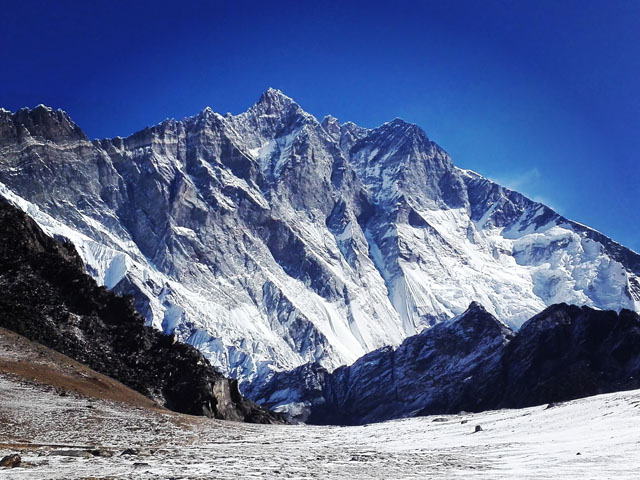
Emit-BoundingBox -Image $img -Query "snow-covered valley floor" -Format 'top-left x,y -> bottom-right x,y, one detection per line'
1,329 -> 639,479
2,381 -> 639,479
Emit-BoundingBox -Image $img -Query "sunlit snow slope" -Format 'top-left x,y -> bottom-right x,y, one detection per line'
0,92 -> 638,386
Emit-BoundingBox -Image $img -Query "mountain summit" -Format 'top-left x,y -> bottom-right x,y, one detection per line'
0,90 -> 638,390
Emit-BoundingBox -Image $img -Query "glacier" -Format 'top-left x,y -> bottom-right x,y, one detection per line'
0,91 -> 638,390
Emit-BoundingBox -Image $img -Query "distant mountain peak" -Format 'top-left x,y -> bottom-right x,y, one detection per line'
263,86 -> 289,97
376,117 -> 429,141
449,300 -> 514,341
321,114 -> 339,126
254,87 -> 297,111
196,105 -> 224,123
465,301 -> 490,313
0,104 -> 86,144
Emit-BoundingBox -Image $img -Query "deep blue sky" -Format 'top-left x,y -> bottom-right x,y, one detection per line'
1,0 -> 638,250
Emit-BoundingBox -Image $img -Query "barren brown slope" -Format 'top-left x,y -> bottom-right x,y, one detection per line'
0,326 -> 163,411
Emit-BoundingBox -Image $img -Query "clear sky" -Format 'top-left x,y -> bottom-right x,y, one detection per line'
1,0 -> 638,250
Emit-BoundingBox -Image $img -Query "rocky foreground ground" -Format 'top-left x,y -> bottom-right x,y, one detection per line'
1,328 -> 640,479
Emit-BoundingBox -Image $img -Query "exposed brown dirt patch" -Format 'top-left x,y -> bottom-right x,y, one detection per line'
0,327 -> 164,411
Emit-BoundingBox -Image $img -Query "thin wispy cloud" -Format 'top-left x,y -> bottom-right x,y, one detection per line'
490,168 -> 541,192
489,168 -> 563,214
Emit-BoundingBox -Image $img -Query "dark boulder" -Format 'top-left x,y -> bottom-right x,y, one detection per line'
0,454 -> 21,468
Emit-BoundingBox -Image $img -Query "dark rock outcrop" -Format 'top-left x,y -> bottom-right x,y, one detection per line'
0,197 -> 283,423
0,454 -> 21,468
311,302 -> 513,424
500,303 -> 640,408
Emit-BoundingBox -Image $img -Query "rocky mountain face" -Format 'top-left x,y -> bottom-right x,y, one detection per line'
0,196 -> 283,423
252,303 -> 640,425
500,303 -> 640,409
0,92 -> 638,395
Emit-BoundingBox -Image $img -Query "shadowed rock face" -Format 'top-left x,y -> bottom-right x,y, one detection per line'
0,197 -> 284,423
254,303 -> 640,425
500,304 -> 640,408
313,302 -> 513,425
0,90 -> 638,396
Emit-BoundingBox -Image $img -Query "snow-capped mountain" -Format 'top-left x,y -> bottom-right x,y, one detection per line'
0,90 -> 638,388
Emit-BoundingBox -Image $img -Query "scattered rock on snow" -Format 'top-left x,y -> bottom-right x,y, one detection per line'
474,425 -> 483,433
88,449 -> 113,457
50,450 -> 93,458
